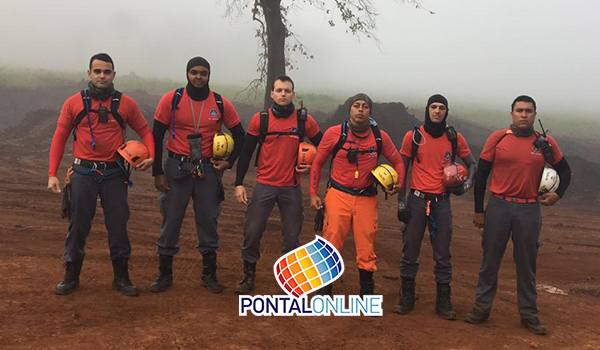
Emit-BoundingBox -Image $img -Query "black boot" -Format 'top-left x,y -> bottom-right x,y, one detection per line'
359,269 -> 375,297
111,258 -> 140,297
394,278 -> 416,315
435,283 -> 457,320
316,283 -> 333,297
149,255 -> 173,293
201,251 -> 224,293
55,259 -> 83,295
234,261 -> 256,294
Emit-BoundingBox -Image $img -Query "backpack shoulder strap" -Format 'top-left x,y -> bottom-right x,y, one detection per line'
213,92 -> 225,118
331,122 -> 348,160
410,125 -> 422,164
296,107 -> 307,141
170,87 -> 184,139
370,119 -> 383,158
254,110 -> 270,167
110,91 -> 125,130
259,110 -> 270,142
446,126 -> 458,163
74,90 -> 90,128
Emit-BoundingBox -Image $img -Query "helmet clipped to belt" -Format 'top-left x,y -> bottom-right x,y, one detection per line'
298,142 -> 317,166
117,141 -> 149,169
371,164 -> 398,190
539,167 -> 560,194
213,132 -> 234,160
443,163 -> 468,188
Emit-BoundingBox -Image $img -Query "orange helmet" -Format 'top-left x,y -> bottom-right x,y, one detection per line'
117,141 -> 149,169
298,142 -> 317,166
443,163 -> 468,188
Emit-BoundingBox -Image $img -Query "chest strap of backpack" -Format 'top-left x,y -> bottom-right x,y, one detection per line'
254,108 -> 307,167
73,89 -> 124,150
170,88 -> 224,140
410,124 -> 458,164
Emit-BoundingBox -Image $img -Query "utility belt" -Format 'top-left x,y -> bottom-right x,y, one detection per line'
493,193 -> 538,204
73,158 -> 120,171
411,189 -> 449,202
168,150 -> 211,164
329,178 -> 377,197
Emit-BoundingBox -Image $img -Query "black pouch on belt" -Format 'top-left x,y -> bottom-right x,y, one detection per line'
187,133 -> 202,162
314,205 -> 325,232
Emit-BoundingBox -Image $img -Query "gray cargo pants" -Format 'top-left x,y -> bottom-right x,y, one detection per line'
63,165 -> 131,262
156,156 -> 223,256
474,194 -> 541,318
400,192 -> 453,284
241,183 -> 304,263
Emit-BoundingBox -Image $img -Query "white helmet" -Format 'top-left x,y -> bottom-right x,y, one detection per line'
539,167 -> 560,194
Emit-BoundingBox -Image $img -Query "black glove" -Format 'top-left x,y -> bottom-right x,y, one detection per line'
397,198 -> 411,224
447,180 -> 473,196
314,205 -> 325,232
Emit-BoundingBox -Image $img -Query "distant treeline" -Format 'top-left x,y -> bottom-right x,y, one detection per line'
1,66 -> 597,139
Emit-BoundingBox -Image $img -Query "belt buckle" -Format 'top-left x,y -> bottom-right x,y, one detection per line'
414,190 -> 422,198
96,162 -> 108,171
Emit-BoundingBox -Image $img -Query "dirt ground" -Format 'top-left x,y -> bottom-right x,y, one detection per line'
1,150 -> 599,350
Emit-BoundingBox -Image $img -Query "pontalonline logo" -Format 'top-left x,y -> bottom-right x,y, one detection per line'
239,236 -> 383,316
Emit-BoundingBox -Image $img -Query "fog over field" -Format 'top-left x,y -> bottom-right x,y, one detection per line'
1,0 -> 599,118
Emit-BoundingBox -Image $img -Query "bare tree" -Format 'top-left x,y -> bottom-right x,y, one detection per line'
224,0 -> 432,108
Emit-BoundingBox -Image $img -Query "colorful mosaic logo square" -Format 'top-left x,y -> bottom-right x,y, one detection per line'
274,236 -> 344,297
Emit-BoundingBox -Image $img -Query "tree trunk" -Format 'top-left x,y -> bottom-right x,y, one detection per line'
260,0 -> 286,109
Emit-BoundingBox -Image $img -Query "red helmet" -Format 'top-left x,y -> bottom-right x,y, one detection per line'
443,163 -> 468,188
298,142 -> 317,166
117,141 -> 149,169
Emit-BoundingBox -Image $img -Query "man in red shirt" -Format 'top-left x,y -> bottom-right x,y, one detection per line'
394,94 -> 477,320
150,57 -> 245,294
310,93 -> 404,296
464,95 -> 571,335
233,76 -> 322,294
48,53 -> 155,296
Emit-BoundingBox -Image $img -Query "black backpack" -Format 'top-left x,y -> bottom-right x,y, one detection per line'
254,107 -> 308,166
169,87 -> 224,139
410,124 -> 458,164
73,89 -> 124,142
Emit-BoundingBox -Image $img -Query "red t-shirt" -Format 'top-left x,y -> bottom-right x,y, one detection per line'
480,129 -> 563,198
400,126 -> 472,194
247,109 -> 320,187
310,124 -> 404,196
154,90 -> 241,157
48,92 -> 154,177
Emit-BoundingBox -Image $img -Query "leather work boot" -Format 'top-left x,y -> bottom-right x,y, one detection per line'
234,261 -> 256,294
201,251 -> 224,293
149,255 -> 173,293
394,278 -> 416,315
435,283 -> 457,320
464,306 -> 490,324
55,259 -> 84,295
316,283 -> 333,297
359,269 -> 375,297
521,317 -> 548,335
111,258 -> 140,296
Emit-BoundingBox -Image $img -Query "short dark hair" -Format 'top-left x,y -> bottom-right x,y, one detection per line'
511,95 -> 536,111
271,75 -> 294,91
89,53 -> 114,70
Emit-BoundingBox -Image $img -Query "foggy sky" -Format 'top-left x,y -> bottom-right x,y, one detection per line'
1,0 -> 599,115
